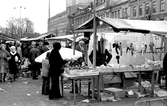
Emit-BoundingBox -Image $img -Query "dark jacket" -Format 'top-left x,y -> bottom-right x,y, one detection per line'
163,53 -> 167,73
49,49 -> 66,77
89,49 -> 112,66
8,52 -> 20,74
29,47 -> 41,64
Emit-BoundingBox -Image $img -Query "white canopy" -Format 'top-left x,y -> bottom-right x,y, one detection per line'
46,34 -> 84,42
124,19 -> 167,34
20,33 -> 55,41
75,16 -> 167,35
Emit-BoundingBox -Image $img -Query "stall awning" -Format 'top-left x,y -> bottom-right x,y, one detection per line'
20,33 -> 55,41
46,35 -> 74,41
75,16 -> 167,34
124,19 -> 167,34
0,33 -> 17,41
46,34 -> 84,42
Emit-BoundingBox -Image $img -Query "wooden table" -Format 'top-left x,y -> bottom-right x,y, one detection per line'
61,73 -> 98,105
97,67 -> 162,102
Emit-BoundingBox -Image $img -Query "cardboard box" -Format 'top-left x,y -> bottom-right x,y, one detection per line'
104,87 -> 125,98
100,92 -> 114,101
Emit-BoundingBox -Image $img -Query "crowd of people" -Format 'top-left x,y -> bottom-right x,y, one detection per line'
0,40 -> 49,82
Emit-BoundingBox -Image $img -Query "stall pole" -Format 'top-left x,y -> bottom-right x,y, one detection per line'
93,0 -> 97,68
150,33 -> 155,61
159,36 -> 164,60
73,33 -> 76,55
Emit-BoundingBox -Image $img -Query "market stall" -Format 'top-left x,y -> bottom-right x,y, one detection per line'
61,16 -> 167,104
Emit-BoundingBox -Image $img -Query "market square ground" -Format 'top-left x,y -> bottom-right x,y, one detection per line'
0,76 -> 166,106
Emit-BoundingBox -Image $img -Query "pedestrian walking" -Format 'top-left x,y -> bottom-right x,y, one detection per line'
41,52 -> 50,95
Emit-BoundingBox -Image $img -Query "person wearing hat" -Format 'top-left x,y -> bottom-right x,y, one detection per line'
8,46 -> 20,82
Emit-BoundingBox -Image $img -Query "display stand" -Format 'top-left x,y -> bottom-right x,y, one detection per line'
61,73 -> 98,105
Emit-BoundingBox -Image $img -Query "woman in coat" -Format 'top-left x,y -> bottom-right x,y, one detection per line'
0,44 -> 11,82
48,42 -> 67,100
8,46 -> 20,82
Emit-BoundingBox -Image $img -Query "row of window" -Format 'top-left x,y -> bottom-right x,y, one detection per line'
58,21 -> 68,26
133,0 -> 165,17
73,14 -> 92,27
49,0 -> 166,34
95,0 -> 105,6
97,7 -> 128,19
50,28 -> 66,34
50,14 -> 67,23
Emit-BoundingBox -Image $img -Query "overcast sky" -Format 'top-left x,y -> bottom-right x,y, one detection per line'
0,0 -> 66,34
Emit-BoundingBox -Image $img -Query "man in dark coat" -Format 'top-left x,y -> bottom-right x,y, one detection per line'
48,42 -> 67,100
29,42 -> 41,79
163,52 -> 167,89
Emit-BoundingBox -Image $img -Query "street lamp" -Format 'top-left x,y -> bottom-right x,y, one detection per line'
14,6 -> 26,39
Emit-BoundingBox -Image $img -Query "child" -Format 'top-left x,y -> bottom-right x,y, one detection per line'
41,52 -> 50,95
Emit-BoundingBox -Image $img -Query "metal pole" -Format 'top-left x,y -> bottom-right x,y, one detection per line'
160,36 -> 164,60
48,0 -> 51,33
93,0 -> 97,68
20,6 -> 22,39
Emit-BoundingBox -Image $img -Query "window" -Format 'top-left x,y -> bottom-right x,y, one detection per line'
145,3 -> 150,15
125,8 -> 128,18
106,12 -> 109,18
122,8 -> 125,18
118,10 -> 120,18
152,1 -> 157,13
115,11 -> 117,18
139,5 -> 143,16
101,14 -> 105,18
133,6 -> 137,17
160,0 -> 165,11
96,0 -> 105,6
112,12 -> 114,18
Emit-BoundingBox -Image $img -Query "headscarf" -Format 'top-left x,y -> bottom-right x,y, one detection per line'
10,46 -> 17,55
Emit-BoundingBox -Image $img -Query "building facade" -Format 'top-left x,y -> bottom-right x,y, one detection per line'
48,11 -> 68,36
48,0 -> 167,36
70,0 -> 167,29
129,0 -> 167,20
70,0 -> 131,29
66,0 -> 93,7
48,1 -> 92,36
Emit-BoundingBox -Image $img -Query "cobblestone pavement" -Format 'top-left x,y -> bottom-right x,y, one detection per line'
0,77 -> 166,106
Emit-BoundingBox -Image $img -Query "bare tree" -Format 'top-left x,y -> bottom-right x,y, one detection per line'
5,17 -> 34,39
22,18 -> 34,37
0,26 -> 6,33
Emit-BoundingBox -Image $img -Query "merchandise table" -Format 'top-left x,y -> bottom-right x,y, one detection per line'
61,73 -> 99,104
97,67 -> 162,102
